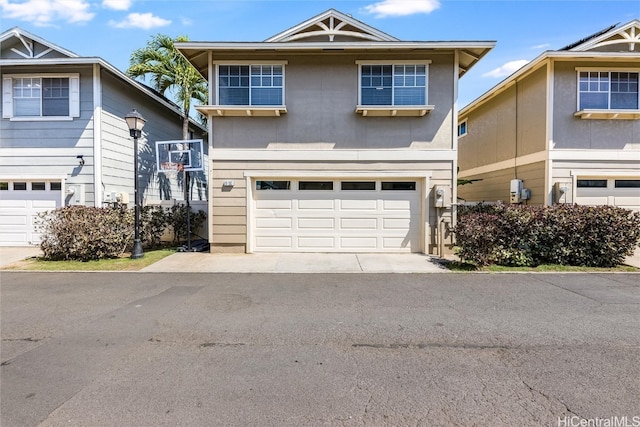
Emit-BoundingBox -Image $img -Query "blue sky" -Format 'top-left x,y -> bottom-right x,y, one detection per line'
2,0 -> 639,107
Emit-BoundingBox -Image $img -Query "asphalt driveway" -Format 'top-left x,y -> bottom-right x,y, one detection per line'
1,272 -> 638,426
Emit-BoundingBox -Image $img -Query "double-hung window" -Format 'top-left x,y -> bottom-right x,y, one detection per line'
578,71 -> 639,110
218,65 -> 284,106
356,61 -> 432,117
3,74 -> 80,120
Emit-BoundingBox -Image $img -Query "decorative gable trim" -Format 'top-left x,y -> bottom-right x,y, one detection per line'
0,27 -> 78,59
265,9 -> 399,43
570,20 -> 640,52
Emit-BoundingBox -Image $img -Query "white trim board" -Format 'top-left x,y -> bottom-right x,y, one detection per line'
213,149 -> 456,162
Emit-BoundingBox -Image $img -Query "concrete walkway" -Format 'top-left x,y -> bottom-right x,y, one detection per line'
140,252 -> 449,273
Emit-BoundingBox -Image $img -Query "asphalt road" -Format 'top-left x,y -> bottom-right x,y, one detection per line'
1,272 -> 639,427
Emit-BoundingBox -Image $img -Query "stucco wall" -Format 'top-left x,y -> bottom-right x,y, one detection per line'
211,52 -> 455,150
552,60 -> 640,150
457,161 -> 546,205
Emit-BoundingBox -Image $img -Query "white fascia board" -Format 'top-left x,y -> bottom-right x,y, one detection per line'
213,149 -> 456,162
0,174 -> 67,180
550,149 -> 640,161
244,170 -> 433,178
176,41 -> 495,51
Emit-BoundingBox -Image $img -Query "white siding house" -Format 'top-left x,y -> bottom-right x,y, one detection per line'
0,27 -> 206,246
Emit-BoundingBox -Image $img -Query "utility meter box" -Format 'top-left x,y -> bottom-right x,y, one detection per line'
66,184 -> 84,206
433,185 -> 451,208
554,182 -> 572,204
510,179 -> 523,203
113,192 -> 130,204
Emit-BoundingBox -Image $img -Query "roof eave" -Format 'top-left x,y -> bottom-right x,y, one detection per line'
460,51 -> 640,116
0,57 -> 206,131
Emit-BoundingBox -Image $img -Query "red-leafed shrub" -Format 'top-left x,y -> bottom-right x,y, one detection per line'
454,204 -> 640,267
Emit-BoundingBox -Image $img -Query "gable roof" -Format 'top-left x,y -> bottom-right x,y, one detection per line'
0,27 -> 78,59
265,9 -> 399,42
460,18 -> 640,116
563,19 -> 640,52
176,9 -> 494,79
1,27 -> 206,132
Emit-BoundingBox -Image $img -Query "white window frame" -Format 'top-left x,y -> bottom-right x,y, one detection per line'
574,67 -> 640,120
355,60 -> 433,117
3,73 -> 80,121
206,61 -> 287,117
458,118 -> 468,137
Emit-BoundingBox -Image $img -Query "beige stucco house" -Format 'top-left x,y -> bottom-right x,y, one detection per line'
458,20 -> 640,210
177,9 -> 494,254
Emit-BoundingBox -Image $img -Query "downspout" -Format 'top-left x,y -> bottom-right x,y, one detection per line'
93,64 -> 103,206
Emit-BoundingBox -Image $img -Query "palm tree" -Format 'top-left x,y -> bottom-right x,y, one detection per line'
127,34 -> 207,139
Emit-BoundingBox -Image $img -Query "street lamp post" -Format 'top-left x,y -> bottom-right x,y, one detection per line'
124,109 -> 147,259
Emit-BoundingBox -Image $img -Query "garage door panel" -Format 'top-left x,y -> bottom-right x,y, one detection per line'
256,199 -> 292,209
0,200 -> 29,209
382,199 -> 413,210
340,218 -> 377,229
256,236 -> 292,248
33,200 -> 58,208
0,215 -> 28,225
256,217 -> 292,229
0,232 -> 28,245
383,218 -> 412,230
383,237 -> 412,249
340,199 -> 377,210
298,236 -> 335,248
298,199 -> 334,210
297,217 -> 335,229
340,237 -> 378,249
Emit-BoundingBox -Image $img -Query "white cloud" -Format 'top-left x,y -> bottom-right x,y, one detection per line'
109,12 -> 171,29
531,43 -> 550,50
102,0 -> 131,11
0,0 -> 94,26
363,0 -> 440,18
482,60 -> 530,78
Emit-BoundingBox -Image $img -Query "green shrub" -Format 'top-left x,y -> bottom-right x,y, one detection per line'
167,204 -> 207,242
140,205 -> 168,248
454,204 -> 640,267
38,206 -> 134,261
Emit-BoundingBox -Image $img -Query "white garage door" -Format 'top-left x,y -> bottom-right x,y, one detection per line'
253,179 -> 422,252
0,181 -> 62,246
574,178 -> 640,211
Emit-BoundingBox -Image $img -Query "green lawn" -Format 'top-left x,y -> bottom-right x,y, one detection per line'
2,248 -> 176,271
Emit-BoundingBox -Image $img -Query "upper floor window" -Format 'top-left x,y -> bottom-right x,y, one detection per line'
2,74 -> 80,120
458,119 -> 468,137
578,71 -> 639,110
360,64 -> 427,106
218,65 -> 284,106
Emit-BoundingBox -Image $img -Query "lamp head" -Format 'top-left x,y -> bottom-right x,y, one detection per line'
124,109 -> 146,139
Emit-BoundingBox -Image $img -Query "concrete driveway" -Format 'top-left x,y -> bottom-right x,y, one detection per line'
141,252 -> 449,273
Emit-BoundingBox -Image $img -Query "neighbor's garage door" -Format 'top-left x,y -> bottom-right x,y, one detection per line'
0,181 -> 62,246
574,178 -> 640,211
253,179 -> 421,252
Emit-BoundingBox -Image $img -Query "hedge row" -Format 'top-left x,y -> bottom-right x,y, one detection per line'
37,204 -> 206,261
454,204 -> 640,267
